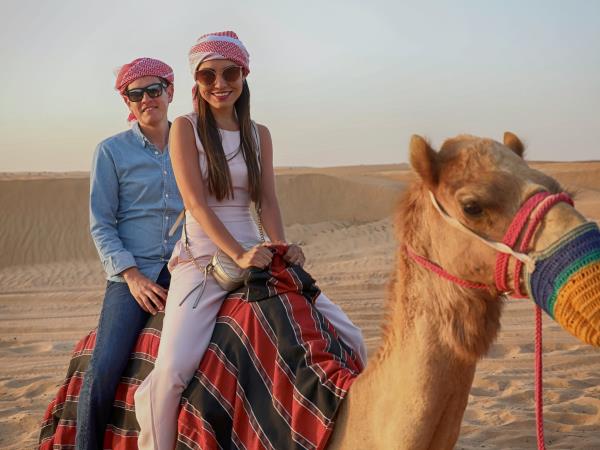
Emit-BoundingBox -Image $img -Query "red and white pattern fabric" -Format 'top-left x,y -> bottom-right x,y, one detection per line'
188,31 -> 250,76
38,246 -> 362,450
115,57 -> 174,92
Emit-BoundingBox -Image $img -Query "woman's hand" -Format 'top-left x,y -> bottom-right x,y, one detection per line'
235,244 -> 273,269
283,244 -> 305,267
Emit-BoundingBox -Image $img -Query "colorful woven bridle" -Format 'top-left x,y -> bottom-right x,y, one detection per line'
405,189 -> 600,450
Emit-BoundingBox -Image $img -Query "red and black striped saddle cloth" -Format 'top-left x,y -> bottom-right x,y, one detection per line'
39,245 -> 363,449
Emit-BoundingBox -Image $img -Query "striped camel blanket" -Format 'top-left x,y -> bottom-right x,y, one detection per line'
39,246 -> 362,449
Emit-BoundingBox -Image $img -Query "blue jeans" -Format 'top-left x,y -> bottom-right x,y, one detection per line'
76,265 -> 170,450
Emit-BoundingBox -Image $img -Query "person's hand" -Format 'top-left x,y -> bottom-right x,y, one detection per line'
235,244 -> 273,270
122,267 -> 167,315
283,243 -> 305,267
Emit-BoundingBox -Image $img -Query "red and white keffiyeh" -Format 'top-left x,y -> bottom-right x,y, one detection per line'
188,31 -> 250,76
114,57 -> 174,122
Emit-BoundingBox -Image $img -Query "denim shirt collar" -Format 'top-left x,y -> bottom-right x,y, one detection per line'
131,121 -> 150,147
131,121 -> 172,150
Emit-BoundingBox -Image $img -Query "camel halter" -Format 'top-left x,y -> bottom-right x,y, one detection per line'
405,189 -> 575,450
409,190 -> 574,296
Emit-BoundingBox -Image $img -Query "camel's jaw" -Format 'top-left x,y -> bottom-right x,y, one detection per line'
526,221 -> 600,347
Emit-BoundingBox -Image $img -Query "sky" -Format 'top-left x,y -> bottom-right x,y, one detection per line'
1,0 -> 599,171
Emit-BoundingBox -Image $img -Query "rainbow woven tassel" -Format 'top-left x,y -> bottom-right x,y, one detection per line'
527,222 -> 600,347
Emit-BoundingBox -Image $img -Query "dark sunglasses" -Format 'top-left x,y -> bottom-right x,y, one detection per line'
195,66 -> 243,86
125,82 -> 168,102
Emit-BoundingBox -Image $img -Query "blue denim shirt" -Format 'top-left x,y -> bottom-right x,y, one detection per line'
90,122 -> 184,282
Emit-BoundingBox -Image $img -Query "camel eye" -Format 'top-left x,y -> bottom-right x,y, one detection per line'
462,201 -> 483,217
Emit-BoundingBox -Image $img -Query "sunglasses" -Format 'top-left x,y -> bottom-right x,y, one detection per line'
125,82 -> 168,102
195,66 -> 243,86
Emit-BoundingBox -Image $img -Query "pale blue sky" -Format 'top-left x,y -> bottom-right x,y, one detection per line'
1,0 -> 598,171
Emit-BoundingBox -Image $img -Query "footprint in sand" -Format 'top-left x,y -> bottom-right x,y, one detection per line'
1,376 -> 58,399
5,342 -> 53,354
484,342 -> 535,359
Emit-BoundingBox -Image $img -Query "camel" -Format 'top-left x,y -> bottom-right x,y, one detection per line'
327,132 -> 597,449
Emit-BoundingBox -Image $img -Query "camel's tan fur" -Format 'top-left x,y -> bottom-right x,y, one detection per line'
327,132 -> 587,450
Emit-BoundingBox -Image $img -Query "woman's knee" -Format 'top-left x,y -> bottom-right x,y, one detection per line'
151,354 -> 200,391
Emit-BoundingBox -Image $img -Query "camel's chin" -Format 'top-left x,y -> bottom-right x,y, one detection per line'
527,222 -> 600,347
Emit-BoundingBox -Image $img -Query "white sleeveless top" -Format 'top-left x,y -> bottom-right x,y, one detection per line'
169,113 -> 261,268
182,112 -> 260,209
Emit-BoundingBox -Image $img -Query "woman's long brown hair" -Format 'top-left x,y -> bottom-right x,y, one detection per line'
196,80 -> 261,206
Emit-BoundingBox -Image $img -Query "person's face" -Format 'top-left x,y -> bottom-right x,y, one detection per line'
124,76 -> 173,126
195,59 -> 244,112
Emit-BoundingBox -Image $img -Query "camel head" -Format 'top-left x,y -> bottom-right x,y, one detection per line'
408,132 -> 600,349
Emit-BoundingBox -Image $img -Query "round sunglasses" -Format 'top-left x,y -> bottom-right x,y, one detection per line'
125,82 -> 168,102
195,66 -> 243,87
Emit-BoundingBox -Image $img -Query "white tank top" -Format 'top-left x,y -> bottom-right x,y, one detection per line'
181,112 -> 260,209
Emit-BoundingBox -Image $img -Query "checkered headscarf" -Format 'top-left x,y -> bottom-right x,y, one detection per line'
114,57 -> 174,122
188,31 -> 250,76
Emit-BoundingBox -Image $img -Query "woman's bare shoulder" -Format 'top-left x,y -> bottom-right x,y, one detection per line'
254,123 -> 272,143
172,115 -> 194,131
171,116 -> 197,142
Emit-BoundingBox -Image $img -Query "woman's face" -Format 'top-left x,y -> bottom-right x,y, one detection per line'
195,59 -> 244,112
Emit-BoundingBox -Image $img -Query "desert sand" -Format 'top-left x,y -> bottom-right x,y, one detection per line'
1,162 -> 599,449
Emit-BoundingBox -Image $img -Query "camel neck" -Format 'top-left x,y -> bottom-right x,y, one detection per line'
328,262 -> 480,449
328,187 -> 505,449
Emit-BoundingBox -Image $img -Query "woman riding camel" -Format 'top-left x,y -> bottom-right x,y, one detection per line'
134,31 -> 367,449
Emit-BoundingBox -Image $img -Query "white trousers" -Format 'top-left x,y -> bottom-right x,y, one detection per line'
134,261 -> 367,450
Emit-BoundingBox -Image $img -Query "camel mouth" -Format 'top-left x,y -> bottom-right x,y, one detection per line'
526,221 -> 600,347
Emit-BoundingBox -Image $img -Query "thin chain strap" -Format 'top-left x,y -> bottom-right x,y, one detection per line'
183,222 -> 209,273
179,221 -> 211,308
256,204 -> 265,243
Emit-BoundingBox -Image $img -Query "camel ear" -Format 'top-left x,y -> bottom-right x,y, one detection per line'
410,135 -> 438,187
503,131 -> 524,158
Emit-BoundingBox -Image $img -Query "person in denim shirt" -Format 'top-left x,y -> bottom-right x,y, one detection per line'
76,58 -> 183,450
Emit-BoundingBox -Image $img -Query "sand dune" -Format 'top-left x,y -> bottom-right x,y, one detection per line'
0,171 -> 401,271
1,162 -> 599,449
276,173 -> 403,225
0,176 -> 96,269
